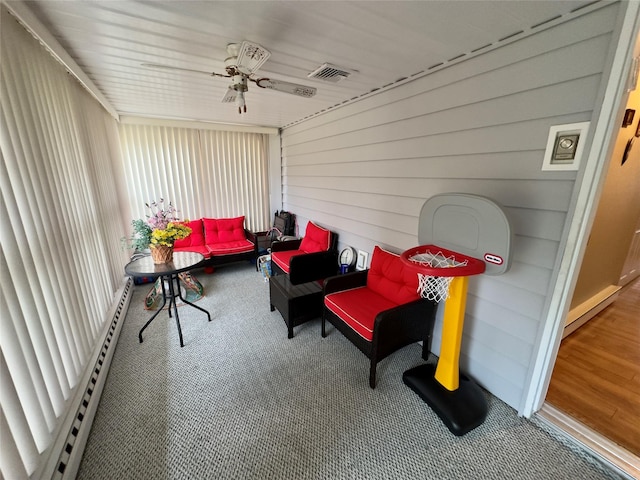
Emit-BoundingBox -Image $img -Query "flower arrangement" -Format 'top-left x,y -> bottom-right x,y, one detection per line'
145,199 -> 192,247
124,199 -> 192,252
150,222 -> 192,247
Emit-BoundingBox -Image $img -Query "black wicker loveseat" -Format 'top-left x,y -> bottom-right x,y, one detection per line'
172,216 -> 260,268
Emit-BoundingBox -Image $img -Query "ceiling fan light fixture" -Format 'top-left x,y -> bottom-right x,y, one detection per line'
231,75 -> 248,92
235,90 -> 246,114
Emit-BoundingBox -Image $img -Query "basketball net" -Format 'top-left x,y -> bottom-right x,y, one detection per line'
410,251 -> 468,303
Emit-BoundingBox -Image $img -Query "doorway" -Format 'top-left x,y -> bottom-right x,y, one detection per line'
544,277 -> 640,457
542,29 -> 640,471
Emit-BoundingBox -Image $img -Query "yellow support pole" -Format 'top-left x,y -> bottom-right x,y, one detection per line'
434,276 -> 469,391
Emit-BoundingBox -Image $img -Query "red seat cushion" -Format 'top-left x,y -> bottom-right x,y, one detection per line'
206,239 -> 254,255
299,221 -> 331,254
367,246 -> 420,305
173,219 -> 205,248
271,249 -> 303,274
203,216 -> 247,245
325,287 -> 398,341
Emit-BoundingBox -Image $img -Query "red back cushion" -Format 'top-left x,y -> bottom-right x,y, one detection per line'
203,216 -> 246,244
173,219 -> 204,248
299,221 -> 331,254
367,246 -> 420,305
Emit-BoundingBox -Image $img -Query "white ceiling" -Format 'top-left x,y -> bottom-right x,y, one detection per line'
12,1 -> 597,129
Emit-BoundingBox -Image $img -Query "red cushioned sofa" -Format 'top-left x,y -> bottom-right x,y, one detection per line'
173,216 -> 259,268
322,246 -> 438,388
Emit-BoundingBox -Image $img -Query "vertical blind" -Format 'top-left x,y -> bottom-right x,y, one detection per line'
119,124 -> 271,232
1,8 -> 130,478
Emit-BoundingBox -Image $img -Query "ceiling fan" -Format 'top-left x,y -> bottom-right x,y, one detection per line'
142,41 -> 317,114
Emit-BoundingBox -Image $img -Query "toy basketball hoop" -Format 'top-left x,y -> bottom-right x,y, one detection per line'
401,194 -> 513,436
401,245 -> 485,303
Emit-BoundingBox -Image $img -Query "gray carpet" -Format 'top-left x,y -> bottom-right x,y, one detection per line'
78,263 -> 620,479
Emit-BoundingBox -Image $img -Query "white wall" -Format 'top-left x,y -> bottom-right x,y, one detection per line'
268,133 -> 283,216
280,3 -> 621,411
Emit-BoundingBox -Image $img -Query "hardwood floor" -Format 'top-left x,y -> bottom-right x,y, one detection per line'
545,278 -> 640,457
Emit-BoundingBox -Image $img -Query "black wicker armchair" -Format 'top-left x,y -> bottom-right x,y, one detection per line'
270,221 -> 338,284
322,247 -> 438,388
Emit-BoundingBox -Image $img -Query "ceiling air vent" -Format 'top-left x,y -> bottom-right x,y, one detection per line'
307,63 -> 354,83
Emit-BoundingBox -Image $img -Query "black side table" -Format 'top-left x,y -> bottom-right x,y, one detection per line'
269,274 -> 323,338
124,251 -> 210,347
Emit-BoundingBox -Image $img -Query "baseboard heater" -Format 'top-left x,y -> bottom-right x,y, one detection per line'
39,277 -> 133,479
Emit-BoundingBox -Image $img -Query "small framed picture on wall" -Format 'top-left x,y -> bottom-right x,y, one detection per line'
356,250 -> 369,271
622,109 -> 635,127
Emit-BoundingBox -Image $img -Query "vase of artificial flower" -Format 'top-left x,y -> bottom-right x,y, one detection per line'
124,199 -> 192,264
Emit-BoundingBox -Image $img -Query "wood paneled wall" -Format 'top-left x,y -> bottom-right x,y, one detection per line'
280,4 -> 620,411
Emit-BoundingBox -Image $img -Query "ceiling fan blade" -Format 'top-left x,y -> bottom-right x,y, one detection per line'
141,63 -> 228,78
222,86 -> 247,114
255,78 -> 317,98
235,41 -> 271,74
221,87 -> 237,103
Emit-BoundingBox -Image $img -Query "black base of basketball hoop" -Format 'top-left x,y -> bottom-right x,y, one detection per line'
403,363 -> 487,436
